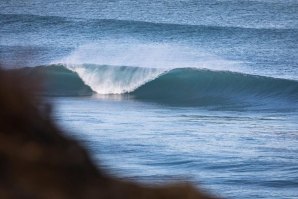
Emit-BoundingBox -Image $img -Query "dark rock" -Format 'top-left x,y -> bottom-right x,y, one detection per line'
0,68 -> 218,199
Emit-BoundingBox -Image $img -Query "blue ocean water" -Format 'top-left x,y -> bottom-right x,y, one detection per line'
1,0 -> 298,198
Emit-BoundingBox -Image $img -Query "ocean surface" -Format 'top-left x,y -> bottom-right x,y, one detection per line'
1,0 -> 298,198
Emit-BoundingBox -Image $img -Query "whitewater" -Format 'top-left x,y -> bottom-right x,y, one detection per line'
1,0 -> 298,198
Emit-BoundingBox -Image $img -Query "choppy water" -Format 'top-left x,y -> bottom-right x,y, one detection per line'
1,0 -> 298,198
52,97 -> 298,199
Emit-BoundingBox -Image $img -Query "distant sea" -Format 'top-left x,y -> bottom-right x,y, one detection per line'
1,1 -> 298,198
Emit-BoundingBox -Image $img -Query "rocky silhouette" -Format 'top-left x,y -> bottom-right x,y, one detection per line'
0,67 -> 218,199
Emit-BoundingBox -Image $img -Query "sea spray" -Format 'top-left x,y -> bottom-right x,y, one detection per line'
52,41 -> 244,95
56,41 -> 242,71
67,64 -> 166,94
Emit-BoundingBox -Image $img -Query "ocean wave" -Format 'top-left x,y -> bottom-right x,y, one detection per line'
1,13 -> 297,31
18,64 -> 298,108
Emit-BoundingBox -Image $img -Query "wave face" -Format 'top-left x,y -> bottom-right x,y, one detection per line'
18,64 -> 298,108
132,68 -> 298,107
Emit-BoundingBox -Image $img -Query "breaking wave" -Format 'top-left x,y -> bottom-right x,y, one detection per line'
19,64 -> 298,108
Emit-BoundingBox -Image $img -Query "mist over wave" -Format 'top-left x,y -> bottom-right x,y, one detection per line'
51,41 -> 244,94
56,41 -> 242,70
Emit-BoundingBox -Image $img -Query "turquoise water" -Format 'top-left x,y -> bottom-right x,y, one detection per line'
1,0 -> 298,198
